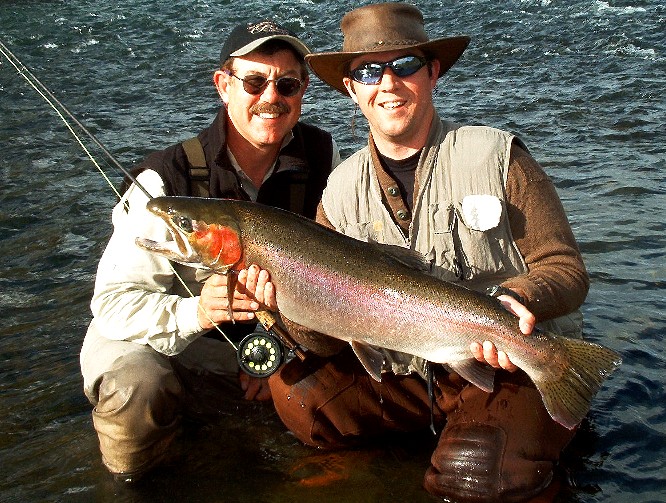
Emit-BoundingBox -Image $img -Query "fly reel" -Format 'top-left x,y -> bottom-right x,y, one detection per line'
237,331 -> 285,378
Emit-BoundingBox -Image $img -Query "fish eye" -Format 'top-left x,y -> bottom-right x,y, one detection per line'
172,215 -> 193,233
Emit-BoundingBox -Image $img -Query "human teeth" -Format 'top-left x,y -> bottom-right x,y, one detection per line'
382,101 -> 403,109
259,112 -> 280,119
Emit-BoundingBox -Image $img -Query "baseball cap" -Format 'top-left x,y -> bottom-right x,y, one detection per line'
220,21 -> 311,67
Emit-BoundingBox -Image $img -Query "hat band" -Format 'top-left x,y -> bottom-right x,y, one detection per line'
347,38 -> 424,52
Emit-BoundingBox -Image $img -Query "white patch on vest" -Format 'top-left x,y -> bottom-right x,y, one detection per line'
461,194 -> 502,231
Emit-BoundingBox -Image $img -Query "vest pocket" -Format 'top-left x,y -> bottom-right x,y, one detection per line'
427,203 -> 461,281
456,224 -> 511,280
428,202 -> 512,282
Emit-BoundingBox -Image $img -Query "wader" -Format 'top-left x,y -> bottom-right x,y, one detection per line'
269,347 -> 575,502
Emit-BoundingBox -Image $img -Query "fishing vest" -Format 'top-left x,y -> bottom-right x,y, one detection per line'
132,109 -> 334,219
179,134 -> 331,219
134,112 -> 334,342
322,119 -> 582,337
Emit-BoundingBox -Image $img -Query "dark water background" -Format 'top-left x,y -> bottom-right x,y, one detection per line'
1,1 -> 664,501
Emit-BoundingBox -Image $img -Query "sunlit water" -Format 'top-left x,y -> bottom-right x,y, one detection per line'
1,1 -> 664,502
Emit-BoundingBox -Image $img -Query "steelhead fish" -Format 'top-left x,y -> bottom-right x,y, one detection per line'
136,196 -> 621,430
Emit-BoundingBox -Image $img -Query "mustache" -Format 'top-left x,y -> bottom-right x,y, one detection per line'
249,101 -> 290,116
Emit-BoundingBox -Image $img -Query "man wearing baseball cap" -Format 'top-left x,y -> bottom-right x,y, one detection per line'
80,20 -> 338,483
268,3 -> 588,501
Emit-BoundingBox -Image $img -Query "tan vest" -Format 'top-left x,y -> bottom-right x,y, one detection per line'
322,118 -> 582,348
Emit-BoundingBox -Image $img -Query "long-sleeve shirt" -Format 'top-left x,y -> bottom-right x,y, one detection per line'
90,169 -> 205,356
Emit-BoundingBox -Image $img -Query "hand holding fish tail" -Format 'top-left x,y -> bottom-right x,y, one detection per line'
469,294 -> 536,372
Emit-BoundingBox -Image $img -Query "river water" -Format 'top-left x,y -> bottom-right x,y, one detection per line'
0,1 -> 664,502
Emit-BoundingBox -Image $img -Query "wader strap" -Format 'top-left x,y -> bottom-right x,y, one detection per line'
182,136 -> 209,197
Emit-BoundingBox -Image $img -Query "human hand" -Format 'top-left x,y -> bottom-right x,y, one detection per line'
237,264 -> 277,311
469,294 -> 536,372
198,272 -> 260,329
197,265 -> 276,329
239,370 -> 272,401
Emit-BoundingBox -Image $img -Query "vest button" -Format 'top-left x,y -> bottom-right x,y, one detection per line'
396,209 -> 410,221
387,186 -> 400,197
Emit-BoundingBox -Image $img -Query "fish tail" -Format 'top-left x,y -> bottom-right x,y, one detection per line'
533,336 -> 621,430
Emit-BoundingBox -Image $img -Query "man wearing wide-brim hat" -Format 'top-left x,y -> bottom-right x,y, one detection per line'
268,3 -> 589,501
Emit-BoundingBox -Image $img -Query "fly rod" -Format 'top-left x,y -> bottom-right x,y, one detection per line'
0,39 -> 242,350
0,38 -> 152,200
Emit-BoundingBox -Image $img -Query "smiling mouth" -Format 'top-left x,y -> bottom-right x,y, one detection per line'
380,100 -> 405,110
251,102 -> 290,119
257,111 -> 281,119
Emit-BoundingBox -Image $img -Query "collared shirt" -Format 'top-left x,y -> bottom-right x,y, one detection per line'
227,131 -> 297,201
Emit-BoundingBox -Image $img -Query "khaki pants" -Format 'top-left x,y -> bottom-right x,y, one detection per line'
80,321 -> 239,476
269,348 -> 575,502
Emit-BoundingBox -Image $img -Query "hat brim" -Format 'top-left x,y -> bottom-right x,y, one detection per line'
306,36 -> 470,95
232,35 -> 311,59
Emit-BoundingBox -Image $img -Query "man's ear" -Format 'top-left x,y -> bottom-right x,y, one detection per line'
343,77 -> 358,102
428,59 -> 441,89
213,70 -> 230,104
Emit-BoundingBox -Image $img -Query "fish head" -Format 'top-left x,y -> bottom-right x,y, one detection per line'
135,196 -> 244,274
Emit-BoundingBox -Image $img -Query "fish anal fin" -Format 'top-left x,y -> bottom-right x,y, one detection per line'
448,359 -> 496,393
351,341 -> 384,382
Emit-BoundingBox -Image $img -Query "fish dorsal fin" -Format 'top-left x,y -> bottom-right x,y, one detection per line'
373,243 -> 430,272
350,341 -> 385,382
448,359 -> 496,393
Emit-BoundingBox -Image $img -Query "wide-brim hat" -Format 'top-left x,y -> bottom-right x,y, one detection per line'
220,20 -> 310,67
306,3 -> 470,95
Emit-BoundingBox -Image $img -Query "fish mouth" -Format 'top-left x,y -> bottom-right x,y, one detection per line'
135,206 -> 205,268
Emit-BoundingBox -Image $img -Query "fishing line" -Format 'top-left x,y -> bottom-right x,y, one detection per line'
0,39 -> 237,350
0,39 -> 152,200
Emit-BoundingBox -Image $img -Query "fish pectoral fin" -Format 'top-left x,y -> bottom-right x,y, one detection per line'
350,341 -> 384,382
448,359 -> 496,393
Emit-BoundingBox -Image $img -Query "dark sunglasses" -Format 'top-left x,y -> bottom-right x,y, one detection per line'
349,55 -> 428,85
224,70 -> 303,97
